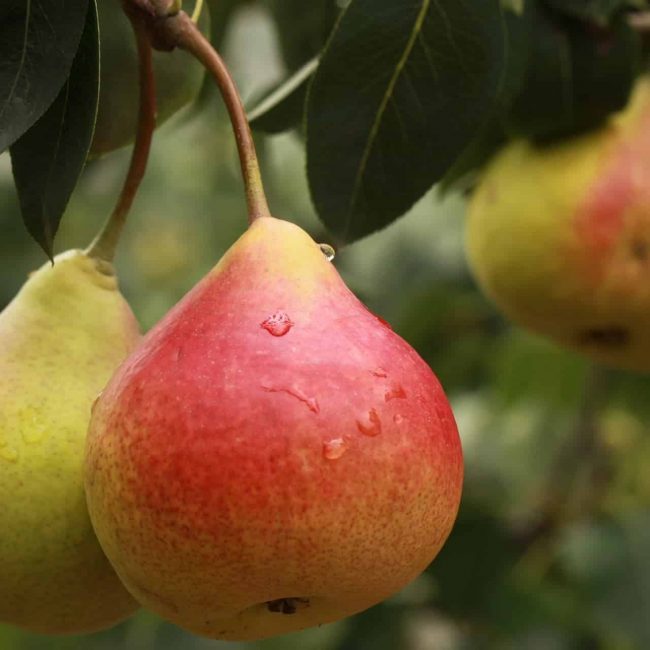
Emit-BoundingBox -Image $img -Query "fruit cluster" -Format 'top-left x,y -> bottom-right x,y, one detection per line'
0,3 -> 463,642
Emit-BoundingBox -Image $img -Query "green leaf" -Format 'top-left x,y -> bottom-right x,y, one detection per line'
306,0 -> 509,242
489,332 -> 588,409
560,515 -> 650,647
336,602 -> 407,650
264,0 -> 339,72
250,0 -> 339,134
10,0 -> 99,257
438,118 -> 507,195
248,58 -> 318,134
92,0 -> 210,157
440,0 -> 534,192
505,4 -> 574,139
570,13 -> 641,125
0,0 -> 89,152
507,5 -> 641,140
207,0 -> 243,48
429,503 -> 520,619
498,0 -> 537,106
544,0 -> 630,24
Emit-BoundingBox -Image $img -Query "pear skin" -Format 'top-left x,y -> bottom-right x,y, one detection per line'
0,251 -> 140,634
466,77 -> 650,371
85,217 -> 463,641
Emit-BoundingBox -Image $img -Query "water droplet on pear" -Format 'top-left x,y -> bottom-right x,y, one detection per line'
384,385 -> 407,401
374,314 -> 392,330
261,385 -> 319,414
356,409 -> 382,437
323,438 -> 348,460
261,311 -> 294,337
318,243 -> 336,262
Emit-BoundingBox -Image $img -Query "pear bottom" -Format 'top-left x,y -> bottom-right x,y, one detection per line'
1,536 -> 136,635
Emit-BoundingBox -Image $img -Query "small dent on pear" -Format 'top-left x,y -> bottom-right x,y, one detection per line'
323,437 -> 349,460
384,385 -> 407,401
261,311 -> 294,337
266,597 -> 310,615
318,243 -> 335,262
577,326 -> 630,348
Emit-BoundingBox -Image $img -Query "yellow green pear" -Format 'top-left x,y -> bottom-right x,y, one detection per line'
0,250 -> 141,634
466,76 -> 650,372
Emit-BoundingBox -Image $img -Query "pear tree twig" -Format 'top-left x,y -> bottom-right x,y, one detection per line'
512,363 -> 612,550
157,11 -> 270,223
86,1 -> 157,262
128,4 -> 270,224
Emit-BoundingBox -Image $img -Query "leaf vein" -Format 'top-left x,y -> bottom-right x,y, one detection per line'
0,0 -> 33,124
345,0 -> 431,233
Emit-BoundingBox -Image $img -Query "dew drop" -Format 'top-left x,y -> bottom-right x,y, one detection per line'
374,314 -> 393,330
384,385 -> 407,401
262,385 -> 319,414
261,311 -> 294,337
362,306 -> 393,329
318,243 -> 336,262
372,368 -> 388,378
356,409 -> 382,437
323,438 -> 349,460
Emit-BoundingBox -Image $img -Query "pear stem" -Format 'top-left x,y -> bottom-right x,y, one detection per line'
86,3 -> 157,263
152,11 -> 270,223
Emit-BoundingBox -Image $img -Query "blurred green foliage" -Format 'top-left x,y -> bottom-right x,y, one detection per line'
1,4 -> 650,649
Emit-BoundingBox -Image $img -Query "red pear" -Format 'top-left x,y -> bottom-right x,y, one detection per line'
85,216 -> 463,640
466,77 -> 650,370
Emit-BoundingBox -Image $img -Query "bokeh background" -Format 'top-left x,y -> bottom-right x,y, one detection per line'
2,3 -> 650,649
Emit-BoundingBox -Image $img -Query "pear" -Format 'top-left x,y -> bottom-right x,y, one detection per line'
90,2 -> 209,157
466,76 -> 650,372
85,216 -> 463,641
0,250 -> 140,634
